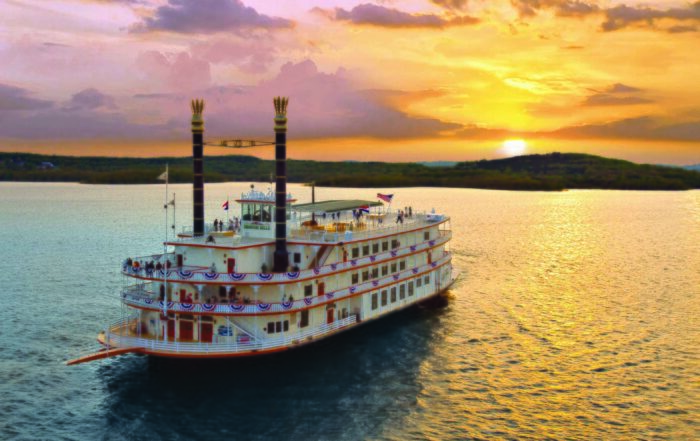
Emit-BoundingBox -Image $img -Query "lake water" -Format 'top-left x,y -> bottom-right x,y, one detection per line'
1,182 -> 699,440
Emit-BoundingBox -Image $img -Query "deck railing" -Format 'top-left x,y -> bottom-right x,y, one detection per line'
122,230 -> 451,284
121,252 -> 452,315
103,315 -> 357,354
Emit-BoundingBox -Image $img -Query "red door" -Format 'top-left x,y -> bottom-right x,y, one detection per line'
427,251 -> 432,264
318,282 -> 325,297
180,320 -> 193,340
326,308 -> 334,324
227,258 -> 236,273
201,323 -> 213,343
167,319 -> 175,339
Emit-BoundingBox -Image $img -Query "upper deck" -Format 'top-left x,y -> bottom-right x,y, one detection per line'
171,211 -> 449,248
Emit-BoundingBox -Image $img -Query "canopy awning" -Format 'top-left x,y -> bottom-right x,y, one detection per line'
292,199 -> 383,213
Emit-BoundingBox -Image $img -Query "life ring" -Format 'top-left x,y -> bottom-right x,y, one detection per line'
133,261 -> 140,268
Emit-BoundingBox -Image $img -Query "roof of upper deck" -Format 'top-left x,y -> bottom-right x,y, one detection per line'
293,200 -> 383,213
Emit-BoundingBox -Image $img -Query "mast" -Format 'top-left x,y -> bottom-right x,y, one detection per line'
163,163 -> 169,341
191,99 -> 205,237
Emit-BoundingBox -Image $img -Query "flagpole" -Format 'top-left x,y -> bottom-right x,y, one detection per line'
163,163 -> 169,341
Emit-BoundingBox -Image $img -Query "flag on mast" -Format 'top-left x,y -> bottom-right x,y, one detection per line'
222,200 -> 229,211
157,167 -> 168,181
377,193 -> 393,203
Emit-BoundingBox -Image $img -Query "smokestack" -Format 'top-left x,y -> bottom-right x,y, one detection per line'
273,96 -> 289,272
191,99 -> 205,237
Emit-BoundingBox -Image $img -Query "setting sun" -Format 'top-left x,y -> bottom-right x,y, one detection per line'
502,139 -> 527,156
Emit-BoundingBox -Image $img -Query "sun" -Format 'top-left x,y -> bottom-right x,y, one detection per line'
501,139 -> 527,156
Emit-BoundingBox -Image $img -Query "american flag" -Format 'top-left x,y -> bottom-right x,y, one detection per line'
222,200 -> 229,211
359,205 -> 370,214
377,193 -> 393,203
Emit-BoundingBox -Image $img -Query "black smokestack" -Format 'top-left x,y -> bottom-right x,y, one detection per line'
273,96 -> 289,272
191,99 -> 205,237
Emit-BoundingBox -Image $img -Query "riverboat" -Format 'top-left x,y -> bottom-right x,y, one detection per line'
67,97 -> 456,364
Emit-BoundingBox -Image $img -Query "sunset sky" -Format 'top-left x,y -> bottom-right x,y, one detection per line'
1,0 -> 699,164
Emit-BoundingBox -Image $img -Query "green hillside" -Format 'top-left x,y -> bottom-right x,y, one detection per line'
1,152 -> 699,191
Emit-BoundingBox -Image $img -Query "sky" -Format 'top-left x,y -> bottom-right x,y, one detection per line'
1,0 -> 699,164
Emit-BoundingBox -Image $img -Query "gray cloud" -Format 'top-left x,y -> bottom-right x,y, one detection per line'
549,116 -> 700,141
133,0 -> 293,34
582,83 -> 651,106
510,0 -> 598,18
431,0 -> 470,11
0,84 -> 53,111
64,88 -> 117,111
602,2 -> 700,32
318,3 -> 479,28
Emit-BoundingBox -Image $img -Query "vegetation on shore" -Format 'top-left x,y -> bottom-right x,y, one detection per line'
1,152 -> 699,191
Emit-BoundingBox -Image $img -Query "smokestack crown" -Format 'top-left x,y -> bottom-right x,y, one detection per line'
191,99 -> 205,133
273,96 -> 288,132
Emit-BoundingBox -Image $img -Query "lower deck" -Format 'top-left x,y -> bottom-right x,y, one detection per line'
92,268 -> 458,359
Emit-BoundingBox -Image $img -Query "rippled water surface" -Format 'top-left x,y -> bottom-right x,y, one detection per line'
1,182 -> 699,440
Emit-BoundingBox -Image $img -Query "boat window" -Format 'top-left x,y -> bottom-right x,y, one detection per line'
391,263 -> 397,273
275,322 -> 282,333
304,285 -> 313,296
399,260 -> 406,271
391,287 -> 397,302
371,293 -> 378,310
371,268 -> 379,279
300,310 -> 309,328
382,241 -> 388,251
267,322 -> 274,333
408,281 -> 414,296
372,243 -> 379,254
417,277 -> 422,288
294,253 -> 301,263
283,320 -> 289,332
399,284 -> 405,299
351,273 -> 359,284
424,231 -> 430,241
362,245 -> 370,256
391,239 -> 399,249
362,270 -> 369,281
424,275 -> 430,284
381,265 -> 388,276
352,247 -> 359,258
381,290 -> 388,306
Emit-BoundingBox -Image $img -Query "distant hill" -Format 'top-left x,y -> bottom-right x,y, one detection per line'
1,152 -> 699,191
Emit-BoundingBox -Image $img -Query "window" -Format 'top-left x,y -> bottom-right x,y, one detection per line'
408,281 -> 414,296
372,268 -> 379,279
362,245 -> 370,256
381,265 -> 388,276
391,262 -> 397,273
424,231 -> 430,241
300,310 -> 309,328
391,239 -> 399,249
399,284 -> 406,299
267,320 -> 290,334
417,277 -> 422,288
351,273 -> 359,284
294,252 -> 301,263
304,285 -> 313,297
391,287 -> 397,302
362,270 -> 369,281
381,290 -> 388,306
352,247 -> 359,258
372,243 -> 379,254
382,241 -> 388,252
424,275 -> 430,284
399,260 -> 406,271
371,293 -> 378,310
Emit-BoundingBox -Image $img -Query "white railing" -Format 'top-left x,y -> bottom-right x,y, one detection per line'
104,315 -> 357,354
123,231 -> 451,285
121,252 -> 452,315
